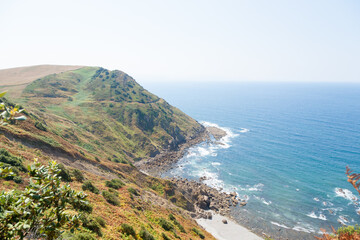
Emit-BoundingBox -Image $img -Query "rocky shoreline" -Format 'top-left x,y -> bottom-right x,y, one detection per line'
136,126 -> 245,219
170,177 -> 247,219
135,126 -> 227,177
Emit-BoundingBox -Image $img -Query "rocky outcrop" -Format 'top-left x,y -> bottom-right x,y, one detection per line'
206,126 -> 227,141
170,177 -> 246,219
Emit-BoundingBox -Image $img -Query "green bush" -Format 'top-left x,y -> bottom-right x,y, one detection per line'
95,216 -> 106,228
13,175 -> 23,184
169,214 -> 186,233
77,202 -> 93,214
0,148 -> 26,172
58,163 -> 72,182
191,228 -> 205,239
72,169 -> 85,182
72,232 -> 97,240
34,121 -> 47,131
139,227 -> 155,240
162,233 -> 171,240
337,225 -> 360,235
105,179 -> 125,189
0,161 -> 89,240
158,218 -> 173,231
128,187 -> 139,196
81,215 -> 102,236
120,223 -> 136,238
102,190 -> 120,206
95,156 -> 100,162
82,181 -> 99,194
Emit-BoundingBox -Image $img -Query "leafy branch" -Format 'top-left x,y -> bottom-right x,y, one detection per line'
0,91 -> 27,125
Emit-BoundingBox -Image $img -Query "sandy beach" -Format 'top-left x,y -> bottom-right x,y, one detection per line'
196,213 -> 264,240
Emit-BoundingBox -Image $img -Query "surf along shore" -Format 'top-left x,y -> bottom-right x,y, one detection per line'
136,125 -> 265,240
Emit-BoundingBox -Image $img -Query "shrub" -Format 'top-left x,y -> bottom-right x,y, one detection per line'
169,214 -> 185,233
72,232 -> 97,240
338,225 -> 360,235
120,223 -> 136,238
73,169 -> 85,182
81,215 -> 102,236
139,227 -> 155,240
128,187 -> 139,196
158,218 -> 173,231
162,233 -> 171,240
105,179 -> 125,189
192,228 -> 205,239
34,121 -> 47,131
95,216 -> 106,228
95,156 -> 100,162
77,202 -> 93,214
0,160 -> 89,240
13,175 -> 23,184
0,148 -> 26,172
58,163 -> 72,182
102,190 -> 120,206
82,181 -> 99,194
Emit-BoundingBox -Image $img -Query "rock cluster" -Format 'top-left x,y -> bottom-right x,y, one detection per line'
170,177 -> 247,219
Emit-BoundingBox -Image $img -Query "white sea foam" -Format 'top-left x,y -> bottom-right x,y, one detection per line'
306,211 -> 327,221
307,211 -> 317,219
201,121 -> 240,149
270,221 -> 290,229
313,197 -> 320,202
292,226 -> 314,233
254,195 -> 272,205
239,128 -> 250,133
239,183 -> 264,192
211,162 -> 221,166
338,215 -> 349,225
292,222 -> 317,233
335,188 -> 358,202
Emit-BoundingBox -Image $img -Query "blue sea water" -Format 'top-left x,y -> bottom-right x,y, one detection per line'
144,82 -> 360,238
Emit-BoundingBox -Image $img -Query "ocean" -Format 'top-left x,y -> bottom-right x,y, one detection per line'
144,82 -> 360,239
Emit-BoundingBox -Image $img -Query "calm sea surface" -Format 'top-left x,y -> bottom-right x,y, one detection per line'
144,82 -> 360,239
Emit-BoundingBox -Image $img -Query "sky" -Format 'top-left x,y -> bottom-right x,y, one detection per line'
0,0 -> 359,83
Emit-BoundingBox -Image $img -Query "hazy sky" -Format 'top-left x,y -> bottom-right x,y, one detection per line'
1,0 -> 359,82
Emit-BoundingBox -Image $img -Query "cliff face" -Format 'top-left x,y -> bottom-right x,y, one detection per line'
7,66 -> 204,162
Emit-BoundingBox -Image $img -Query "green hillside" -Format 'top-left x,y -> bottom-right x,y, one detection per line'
0,66 -> 213,240
17,66 -> 204,162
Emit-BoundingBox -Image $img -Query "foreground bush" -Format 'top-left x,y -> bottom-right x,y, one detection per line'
0,160 -> 89,239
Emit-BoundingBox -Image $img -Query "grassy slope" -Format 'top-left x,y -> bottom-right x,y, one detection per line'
19,66 -> 204,161
0,66 -> 210,239
0,65 -> 83,98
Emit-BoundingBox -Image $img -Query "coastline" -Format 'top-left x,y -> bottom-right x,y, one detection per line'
136,125 -> 266,240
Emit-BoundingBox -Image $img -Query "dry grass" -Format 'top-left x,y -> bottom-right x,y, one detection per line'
0,65 -> 83,98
